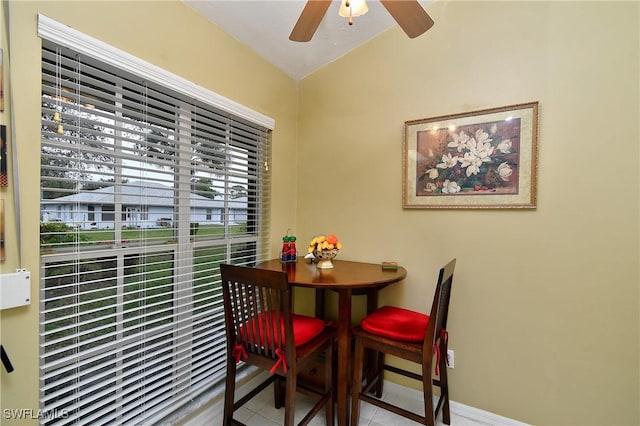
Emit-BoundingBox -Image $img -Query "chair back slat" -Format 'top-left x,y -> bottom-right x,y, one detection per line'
424,258 -> 456,353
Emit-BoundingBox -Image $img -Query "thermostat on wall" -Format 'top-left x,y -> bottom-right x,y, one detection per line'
0,269 -> 31,310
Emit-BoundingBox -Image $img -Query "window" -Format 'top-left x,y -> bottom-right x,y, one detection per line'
38,15 -> 273,425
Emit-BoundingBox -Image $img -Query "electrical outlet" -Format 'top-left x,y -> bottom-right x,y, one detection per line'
447,349 -> 454,368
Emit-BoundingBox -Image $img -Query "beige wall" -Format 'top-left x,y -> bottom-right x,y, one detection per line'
297,1 -> 639,425
0,0 -> 298,421
1,1 -> 638,425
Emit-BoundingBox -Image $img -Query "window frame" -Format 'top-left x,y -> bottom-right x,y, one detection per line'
38,14 -> 273,425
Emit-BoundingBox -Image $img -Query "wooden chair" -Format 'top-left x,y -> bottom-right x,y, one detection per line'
220,263 -> 334,426
350,259 -> 456,426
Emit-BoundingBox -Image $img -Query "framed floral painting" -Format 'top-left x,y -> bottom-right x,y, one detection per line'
403,102 -> 539,209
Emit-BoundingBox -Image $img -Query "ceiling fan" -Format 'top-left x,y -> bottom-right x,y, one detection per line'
289,0 -> 435,42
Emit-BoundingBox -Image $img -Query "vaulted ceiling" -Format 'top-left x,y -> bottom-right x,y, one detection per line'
183,1 -> 435,80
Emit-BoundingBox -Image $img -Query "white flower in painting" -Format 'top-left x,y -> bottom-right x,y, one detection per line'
496,139 -> 512,153
468,135 -> 495,163
426,168 -> 439,179
447,131 -> 471,152
497,162 -> 513,181
442,179 -> 461,194
489,123 -> 498,135
475,129 -> 493,145
436,153 -> 458,169
425,182 -> 437,193
460,152 -> 483,176
478,144 -> 495,163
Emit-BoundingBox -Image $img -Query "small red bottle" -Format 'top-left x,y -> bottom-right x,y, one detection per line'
281,236 -> 291,263
289,236 -> 297,262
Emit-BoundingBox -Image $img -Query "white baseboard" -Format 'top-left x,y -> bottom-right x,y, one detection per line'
449,399 -> 529,426
382,380 -> 530,426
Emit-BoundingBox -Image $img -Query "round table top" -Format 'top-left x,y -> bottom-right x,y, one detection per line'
255,258 -> 407,291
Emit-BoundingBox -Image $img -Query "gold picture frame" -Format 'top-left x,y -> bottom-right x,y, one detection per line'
403,102 -> 539,209
0,125 -> 6,187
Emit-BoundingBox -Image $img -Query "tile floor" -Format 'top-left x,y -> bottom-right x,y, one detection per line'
179,372 -> 510,426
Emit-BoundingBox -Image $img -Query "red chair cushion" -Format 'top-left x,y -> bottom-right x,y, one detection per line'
361,306 -> 429,342
239,311 -> 325,347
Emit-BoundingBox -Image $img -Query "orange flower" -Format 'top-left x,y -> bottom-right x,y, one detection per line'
308,234 -> 343,253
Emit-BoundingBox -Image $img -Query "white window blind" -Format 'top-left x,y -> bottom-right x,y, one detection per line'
39,18 -> 272,425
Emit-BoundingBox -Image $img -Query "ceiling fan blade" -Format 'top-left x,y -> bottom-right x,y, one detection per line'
380,0 -> 435,39
289,0 -> 332,42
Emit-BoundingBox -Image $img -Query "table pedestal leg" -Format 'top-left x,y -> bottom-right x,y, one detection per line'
336,289 -> 352,426
315,288 -> 325,318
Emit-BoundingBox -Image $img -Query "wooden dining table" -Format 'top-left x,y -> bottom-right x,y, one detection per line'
255,258 -> 407,426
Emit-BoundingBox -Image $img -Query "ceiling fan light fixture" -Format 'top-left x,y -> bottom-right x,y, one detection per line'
339,0 -> 368,25
289,0 -> 433,42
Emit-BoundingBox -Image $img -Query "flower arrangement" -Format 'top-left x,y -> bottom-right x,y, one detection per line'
307,234 -> 343,269
307,234 -> 343,254
417,121 -> 520,195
